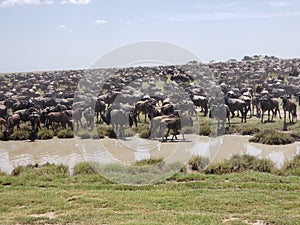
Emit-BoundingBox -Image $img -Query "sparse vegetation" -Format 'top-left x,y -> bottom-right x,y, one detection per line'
204,154 -> 275,174
188,156 -> 210,171
139,128 -> 151,138
73,162 -> 97,175
76,130 -> 91,139
0,161 -> 299,225
9,130 -> 30,140
249,129 -> 294,145
56,128 -> 74,139
37,128 -> 54,140
134,158 -> 164,166
281,154 -> 300,176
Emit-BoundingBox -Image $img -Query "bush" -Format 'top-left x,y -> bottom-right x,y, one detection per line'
11,163 -> 68,177
77,130 -> 91,139
73,162 -> 97,175
199,124 -> 211,136
37,129 -> 54,140
204,154 -> 275,174
240,127 -> 260,135
9,130 -> 30,140
0,170 -> 7,176
57,129 -> 74,139
139,129 -> 151,139
249,130 -> 294,145
188,156 -> 210,171
134,158 -> 164,166
124,128 -> 134,137
281,154 -> 300,176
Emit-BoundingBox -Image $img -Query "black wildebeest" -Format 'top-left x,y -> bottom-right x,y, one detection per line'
281,96 -> 297,123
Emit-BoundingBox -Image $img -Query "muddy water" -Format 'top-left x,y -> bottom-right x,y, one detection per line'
1,135 -> 299,174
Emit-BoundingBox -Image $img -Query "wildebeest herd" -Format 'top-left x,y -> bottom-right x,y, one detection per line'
0,55 -> 299,141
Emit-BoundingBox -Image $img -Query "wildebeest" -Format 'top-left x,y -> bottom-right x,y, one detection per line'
29,112 -> 41,141
6,114 -> 21,133
0,118 -> 6,131
0,105 -> 7,118
95,98 -> 106,123
209,103 -> 230,129
224,95 -> 247,123
101,109 -> 131,138
259,96 -> 281,123
83,107 -> 94,130
190,94 -> 208,116
281,96 -> 297,123
150,112 -> 193,141
45,111 -> 73,130
134,98 -> 157,122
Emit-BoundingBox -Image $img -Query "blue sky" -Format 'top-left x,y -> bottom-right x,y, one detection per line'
0,0 -> 300,72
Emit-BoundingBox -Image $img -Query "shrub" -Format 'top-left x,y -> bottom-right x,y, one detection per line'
73,162 -> 96,175
57,129 -> 74,139
11,163 -> 68,177
37,129 -> 54,140
134,158 -> 164,166
204,154 -> 275,174
139,129 -> 151,139
249,129 -> 294,145
92,130 -> 105,139
199,124 -> 211,136
240,127 -> 260,135
188,156 -> 210,171
9,130 -> 30,140
124,128 -> 134,137
77,130 -> 91,139
281,154 -> 300,176
0,170 -> 7,176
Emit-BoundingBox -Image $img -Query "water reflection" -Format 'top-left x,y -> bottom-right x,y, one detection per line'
0,135 -> 299,174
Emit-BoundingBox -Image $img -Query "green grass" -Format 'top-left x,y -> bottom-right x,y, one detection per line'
37,129 -> 54,140
0,168 -> 299,225
133,158 -> 164,166
281,154 -> 300,176
249,129 -> 294,145
188,156 -> 210,171
9,129 -> 30,140
56,128 -> 74,139
204,154 -> 275,174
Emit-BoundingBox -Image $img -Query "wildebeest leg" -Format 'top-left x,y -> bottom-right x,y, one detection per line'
231,111 -> 235,118
165,128 -> 170,141
261,110 -> 264,123
180,130 -> 185,140
278,109 -> 282,119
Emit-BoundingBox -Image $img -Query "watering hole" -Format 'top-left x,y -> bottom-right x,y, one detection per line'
0,135 -> 299,175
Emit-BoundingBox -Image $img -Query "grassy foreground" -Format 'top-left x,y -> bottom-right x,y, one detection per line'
0,167 -> 300,225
